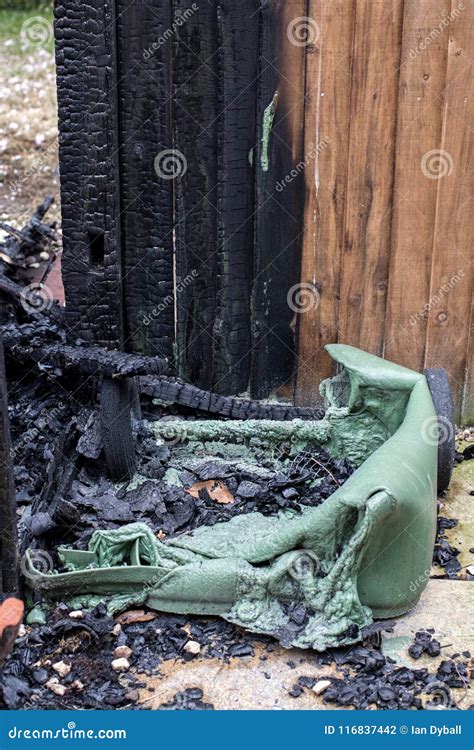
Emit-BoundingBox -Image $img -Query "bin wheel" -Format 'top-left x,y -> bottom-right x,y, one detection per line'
424,368 -> 455,494
100,376 -> 137,481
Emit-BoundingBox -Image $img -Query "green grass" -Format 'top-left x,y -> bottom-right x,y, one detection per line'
0,7 -> 54,54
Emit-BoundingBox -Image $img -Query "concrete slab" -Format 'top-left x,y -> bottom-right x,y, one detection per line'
381,580 -> 473,709
137,643 -> 346,711
136,581 -> 472,710
436,457 -> 474,574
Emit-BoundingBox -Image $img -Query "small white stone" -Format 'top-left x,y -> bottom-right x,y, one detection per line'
52,661 -> 71,678
184,640 -> 201,655
17,624 -> 27,638
114,645 -> 132,660
466,565 -> 474,576
72,680 -> 84,691
312,679 -> 331,696
68,610 -> 84,620
112,623 -> 122,637
46,678 -> 67,696
111,658 -> 130,672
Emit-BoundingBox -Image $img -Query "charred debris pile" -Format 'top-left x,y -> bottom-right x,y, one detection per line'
0,203 -> 471,711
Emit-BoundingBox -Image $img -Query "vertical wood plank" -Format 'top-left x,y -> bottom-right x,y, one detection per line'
249,0 -> 307,399
424,0 -> 474,421
173,0 -> 219,389
0,335 -> 18,595
385,0 -> 450,372
295,0 -> 355,405
337,0 -> 403,355
117,0 -> 175,358
55,0 -> 124,348
213,0 -> 259,395
461,303 -> 473,425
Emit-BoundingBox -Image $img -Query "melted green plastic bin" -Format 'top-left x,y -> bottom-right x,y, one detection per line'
25,345 -> 439,650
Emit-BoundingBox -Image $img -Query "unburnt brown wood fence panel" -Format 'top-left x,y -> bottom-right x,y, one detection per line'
294,0 -> 473,423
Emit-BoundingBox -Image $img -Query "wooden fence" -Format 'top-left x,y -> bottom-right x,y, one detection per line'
55,0 -> 473,422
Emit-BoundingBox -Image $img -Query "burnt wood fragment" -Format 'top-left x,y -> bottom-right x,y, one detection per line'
0,197 -> 57,275
141,376 -> 324,421
3,340 -> 168,379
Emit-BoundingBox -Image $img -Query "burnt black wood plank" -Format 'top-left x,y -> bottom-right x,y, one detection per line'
54,0 -> 124,348
172,0 -> 219,389
250,0 -> 307,398
116,0 -> 175,359
0,335 -> 18,595
214,0 -> 259,395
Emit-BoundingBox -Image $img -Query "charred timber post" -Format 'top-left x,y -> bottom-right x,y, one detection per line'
0,334 -> 19,597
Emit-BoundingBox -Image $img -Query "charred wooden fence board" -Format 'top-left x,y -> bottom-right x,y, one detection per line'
55,0 -> 299,398
172,0 -> 219,390
54,0 -> 124,349
213,0 -> 259,395
55,1 -> 473,421
251,0 -> 307,399
0,335 -> 18,596
116,0 -> 175,359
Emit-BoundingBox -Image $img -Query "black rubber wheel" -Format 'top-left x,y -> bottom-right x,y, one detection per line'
100,377 -> 137,481
424,368 -> 455,494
